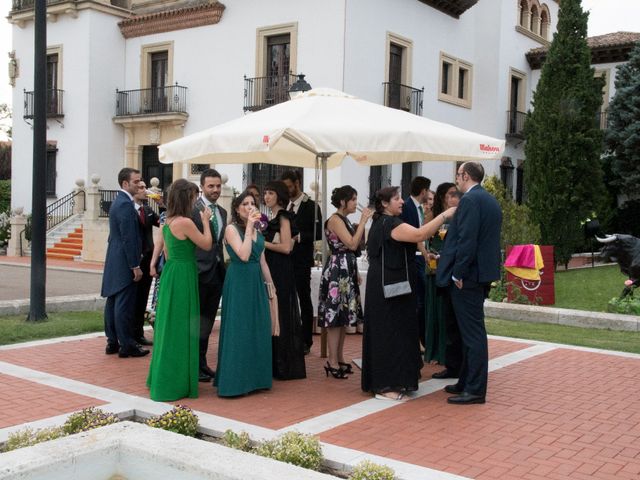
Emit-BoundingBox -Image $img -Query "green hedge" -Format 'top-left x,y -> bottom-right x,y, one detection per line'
0,180 -> 9,213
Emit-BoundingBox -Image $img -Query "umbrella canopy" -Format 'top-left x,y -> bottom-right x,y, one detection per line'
158,88 -> 505,167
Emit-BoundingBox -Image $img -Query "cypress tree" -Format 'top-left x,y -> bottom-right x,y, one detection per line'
524,0 -> 606,267
603,42 -> 640,236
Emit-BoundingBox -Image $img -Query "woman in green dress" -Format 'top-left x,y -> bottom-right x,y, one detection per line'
214,191 -> 276,397
147,179 -> 213,402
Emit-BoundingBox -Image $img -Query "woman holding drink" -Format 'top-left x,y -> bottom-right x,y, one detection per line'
214,191 -> 276,397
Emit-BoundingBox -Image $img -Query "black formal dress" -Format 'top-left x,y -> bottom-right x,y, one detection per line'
264,210 -> 306,380
362,215 -> 422,394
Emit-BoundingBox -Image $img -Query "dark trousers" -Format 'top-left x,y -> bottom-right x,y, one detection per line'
104,282 -> 137,351
293,265 -> 313,349
132,253 -> 153,340
450,283 -> 489,397
415,258 -> 426,346
441,288 -> 463,375
198,280 -> 222,369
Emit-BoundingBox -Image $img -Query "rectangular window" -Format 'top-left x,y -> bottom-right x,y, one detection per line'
46,145 -> 57,196
438,52 -> 473,108
507,68 -> 527,136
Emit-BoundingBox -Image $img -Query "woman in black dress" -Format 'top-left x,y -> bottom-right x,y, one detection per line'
263,181 -> 306,380
362,186 -> 456,401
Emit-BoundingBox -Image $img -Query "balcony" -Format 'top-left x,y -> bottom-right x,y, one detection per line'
382,82 -> 424,116
11,0 -> 64,10
506,110 -> 526,139
243,74 -> 297,112
114,84 -> 188,125
23,89 -> 64,119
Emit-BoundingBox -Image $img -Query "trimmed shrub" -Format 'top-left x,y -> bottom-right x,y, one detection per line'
0,179 -> 10,213
608,293 -> 640,315
222,429 -> 252,452
255,431 -> 323,471
146,405 -> 198,437
349,460 -> 396,480
3,426 -> 65,452
62,407 -> 119,434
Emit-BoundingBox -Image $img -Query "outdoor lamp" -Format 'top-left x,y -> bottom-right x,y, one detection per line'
289,74 -> 312,99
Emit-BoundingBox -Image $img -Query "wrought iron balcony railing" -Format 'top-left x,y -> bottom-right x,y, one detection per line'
115,84 -> 188,117
506,110 -> 526,138
382,82 -> 424,116
244,74 -> 298,112
23,89 -> 64,119
11,0 -> 65,11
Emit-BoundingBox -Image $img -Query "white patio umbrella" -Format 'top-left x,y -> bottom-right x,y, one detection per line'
159,88 -> 505,258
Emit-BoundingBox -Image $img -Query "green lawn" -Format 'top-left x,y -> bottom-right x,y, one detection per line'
554,264 -> 627,312
486,318 -> 640,354
0,311 -> 103,346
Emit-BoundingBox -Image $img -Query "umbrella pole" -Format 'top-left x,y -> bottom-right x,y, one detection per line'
318,152 -> 330,359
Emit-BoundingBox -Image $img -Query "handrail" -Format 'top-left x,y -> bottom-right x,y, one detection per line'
115,84 -> 188,117
382,82 -> 424,116
45,190 -> 84,231
243,74 -> 298,112
23,89 -> 64,119
506,110 -> 527,137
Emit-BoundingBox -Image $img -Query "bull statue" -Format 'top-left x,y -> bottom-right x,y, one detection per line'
596,234 -> 640,298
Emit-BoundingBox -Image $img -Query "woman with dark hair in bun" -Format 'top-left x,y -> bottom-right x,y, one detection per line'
263,180 -> 306,380
362,186 -> 456,401
318,185 -> 373,379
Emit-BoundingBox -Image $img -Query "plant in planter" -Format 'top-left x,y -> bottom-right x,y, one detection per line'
3,426 -> 66,452
255,431 -> 323,471
348,460 -> 396,480
146,405 -> 198,437
62,407 -> 120,434
222,429 -> 252,452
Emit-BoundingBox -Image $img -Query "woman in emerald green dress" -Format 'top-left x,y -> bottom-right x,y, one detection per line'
147,179 -> 213,402
214,191 -> 276,397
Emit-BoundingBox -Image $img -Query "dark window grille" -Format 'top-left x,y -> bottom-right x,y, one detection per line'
500,157 -> 514,197
99,190 -> 119,218
46,146 -> 57,196
382,82 -> 424,116
243,74 -> 297,112
401,162 -> 420,198
249,164 -> 303,199
115,84 -> 188,116
190,164 -> 210,176
506,110 -> 526,137
23,89 -> 64,119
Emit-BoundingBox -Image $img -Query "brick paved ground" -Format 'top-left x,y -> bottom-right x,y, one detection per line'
1,329 -> 639,479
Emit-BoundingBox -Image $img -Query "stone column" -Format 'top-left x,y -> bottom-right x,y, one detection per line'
219,173 -> 233,214
85,174 -> 101,221
73,178 -> 85,215
81,174 -> 110,263
7,207 -> 28,257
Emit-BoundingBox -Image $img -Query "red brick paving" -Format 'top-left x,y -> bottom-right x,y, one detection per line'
2,331 -> 639,479
0,374 -> 105,428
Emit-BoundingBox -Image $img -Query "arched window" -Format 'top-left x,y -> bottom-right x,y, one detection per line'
540,6 -> 550,39
519,0 -> 529,27
530,4 -> 540,34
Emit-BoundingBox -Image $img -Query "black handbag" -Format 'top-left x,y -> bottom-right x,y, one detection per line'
381,220 -> 412,298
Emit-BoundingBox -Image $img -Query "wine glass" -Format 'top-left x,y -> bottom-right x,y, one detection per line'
438,223 -> 449,240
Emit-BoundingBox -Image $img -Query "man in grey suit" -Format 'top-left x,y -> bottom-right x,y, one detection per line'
192,168 -> 227,382
101,167 -> 148,358
436,162 -> 501,404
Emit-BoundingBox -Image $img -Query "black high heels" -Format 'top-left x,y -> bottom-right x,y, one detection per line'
338,362 -> 353,374
324,362 -> 348,379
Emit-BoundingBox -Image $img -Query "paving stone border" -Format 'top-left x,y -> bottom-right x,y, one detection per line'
0,294 -> 105,316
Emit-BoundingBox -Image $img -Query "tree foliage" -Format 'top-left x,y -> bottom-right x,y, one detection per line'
602,42 -> 640,236
524,0 -> 607,267
0,104 -> 11,140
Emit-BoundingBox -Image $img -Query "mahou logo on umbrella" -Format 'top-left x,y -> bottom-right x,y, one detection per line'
480,144 -> 500,154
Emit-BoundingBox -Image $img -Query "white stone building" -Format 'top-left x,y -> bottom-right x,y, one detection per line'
8,0 -> 631,216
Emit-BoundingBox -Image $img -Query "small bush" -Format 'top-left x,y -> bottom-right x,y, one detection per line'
222,429 -> 252,452
349,460 -> 396,480
0,180 -> 10,213
607,293 -> 640,315
255,431 -> 323,471
146,405 -> 198,437
3,426 -> 65,452
0,211 -> 10,247
62,407 -> 119,434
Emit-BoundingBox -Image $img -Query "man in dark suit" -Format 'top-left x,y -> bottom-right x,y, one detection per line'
192,168 -> 227,382
436,162 -> 501,404
101,167 -> 149,358
400,176 -> 431,348
132,180 -> 161,346
282,170 -> 322,354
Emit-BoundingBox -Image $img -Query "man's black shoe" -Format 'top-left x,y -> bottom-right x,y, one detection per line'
303,346 -> 311,355
105,344 -> 119,355
444,384 -> 464,394
447,392 -> 485,405
118,347 -> 150,358
199,372 -> 212,382
200,365 -> 216,377
136,337 -> 153,346
432,369 -> 457,379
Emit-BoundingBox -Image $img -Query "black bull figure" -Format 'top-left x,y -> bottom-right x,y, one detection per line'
596,234 -> 640,298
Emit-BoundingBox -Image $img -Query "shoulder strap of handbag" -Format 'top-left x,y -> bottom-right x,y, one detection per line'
381,217 -> 409,285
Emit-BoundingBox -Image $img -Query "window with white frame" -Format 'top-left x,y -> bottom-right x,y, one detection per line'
438,52 -> 472,108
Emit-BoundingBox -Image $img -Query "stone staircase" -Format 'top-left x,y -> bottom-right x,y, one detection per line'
39,214 -> 85,260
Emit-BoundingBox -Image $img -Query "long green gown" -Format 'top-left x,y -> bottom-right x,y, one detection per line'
214,227 -> 272,397
146,225 -> 200,401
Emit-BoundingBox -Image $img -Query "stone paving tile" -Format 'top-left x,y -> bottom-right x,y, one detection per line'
0,331 -> 529,430
318,347 -> 640,480
0,374 -> 105,428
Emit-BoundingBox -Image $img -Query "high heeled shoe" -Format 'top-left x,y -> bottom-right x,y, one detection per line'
324,362 -> 348,379
338,361 -> 353,374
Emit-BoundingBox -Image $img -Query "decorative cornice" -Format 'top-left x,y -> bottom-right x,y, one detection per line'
527,31 -> 640,69
118,1 -> 225,39
416,0 -> 479,19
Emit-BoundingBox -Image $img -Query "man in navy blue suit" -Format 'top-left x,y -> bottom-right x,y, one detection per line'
436,162 -> 501,404
101,167 -> 149,358
400,176 -> 431,347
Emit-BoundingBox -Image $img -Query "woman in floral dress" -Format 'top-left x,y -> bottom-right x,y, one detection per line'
318,186 -> 373,378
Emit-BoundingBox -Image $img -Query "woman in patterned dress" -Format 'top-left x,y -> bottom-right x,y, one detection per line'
318,186 -> 373,378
